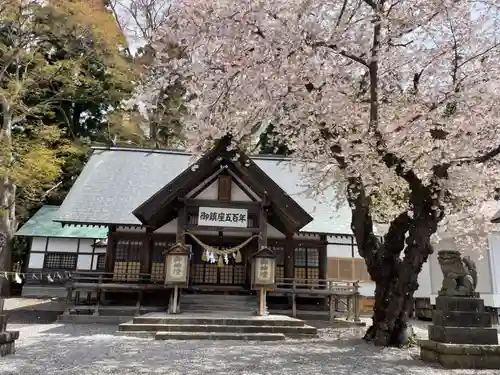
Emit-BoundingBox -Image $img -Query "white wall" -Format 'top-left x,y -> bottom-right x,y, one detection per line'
27,236 -> 106,271
27,253 -> 45,268
429,233 -> 497,306
31,237 -> 47,251
196,181 -> 218,200
48,237 -> 78,253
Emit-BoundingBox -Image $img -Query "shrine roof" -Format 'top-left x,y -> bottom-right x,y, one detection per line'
54,146 -> 353,234
16,205 -> 107,239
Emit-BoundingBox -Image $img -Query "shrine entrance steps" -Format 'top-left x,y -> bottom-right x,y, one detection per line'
117,312 -> 318,341
180,293 -> 258,315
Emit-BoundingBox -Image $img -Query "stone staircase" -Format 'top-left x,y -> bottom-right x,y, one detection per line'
118,312 -> 317,341
180,293 -> 259,314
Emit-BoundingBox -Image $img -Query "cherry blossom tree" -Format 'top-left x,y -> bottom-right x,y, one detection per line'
136,0 -> 500,346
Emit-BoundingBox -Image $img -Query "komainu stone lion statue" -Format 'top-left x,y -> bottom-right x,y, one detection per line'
437,250 -> 478,297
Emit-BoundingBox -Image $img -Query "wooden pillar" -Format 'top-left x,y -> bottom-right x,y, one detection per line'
284,234 -> 294,281
140,229 -> 152,281
258,200 -> 268,249
104,225 -> 116,277
319,234 -> 327,288
177,206 -> 186,244
170,205 -> 186,314
258,199 -> 268,314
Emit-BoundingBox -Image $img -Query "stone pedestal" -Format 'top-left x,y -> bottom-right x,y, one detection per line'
0,299 -> 20,357
420,296 -> 500,369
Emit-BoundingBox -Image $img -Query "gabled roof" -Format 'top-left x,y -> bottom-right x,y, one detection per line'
132,137 -> 313,233
55,146 -> 354,234
16,205 -> 107,239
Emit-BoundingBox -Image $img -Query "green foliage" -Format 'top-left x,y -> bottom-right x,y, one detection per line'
0,0 -> 137,273
0,0 -> 136,140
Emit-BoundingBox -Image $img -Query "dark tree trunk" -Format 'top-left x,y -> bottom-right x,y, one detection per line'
0,178 -> 15,297
348,177 -> 440,347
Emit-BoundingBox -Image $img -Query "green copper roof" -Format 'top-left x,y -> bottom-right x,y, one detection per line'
15,205 -> 108,239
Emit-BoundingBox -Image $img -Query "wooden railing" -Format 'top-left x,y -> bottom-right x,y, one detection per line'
63,272 -> 362,322
272,278 -> 361,322
64,271 -> 167,316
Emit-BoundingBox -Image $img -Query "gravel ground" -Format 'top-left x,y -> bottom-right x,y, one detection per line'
0,323 -> 498,375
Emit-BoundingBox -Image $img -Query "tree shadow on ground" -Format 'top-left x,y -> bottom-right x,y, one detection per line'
0,325 -> 496,375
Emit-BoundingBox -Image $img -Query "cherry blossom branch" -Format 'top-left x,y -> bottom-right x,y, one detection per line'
310,41 -> 369,67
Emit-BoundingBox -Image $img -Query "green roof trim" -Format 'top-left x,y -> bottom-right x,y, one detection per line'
15,205 -> 108,239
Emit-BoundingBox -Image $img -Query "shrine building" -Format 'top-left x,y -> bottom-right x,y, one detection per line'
19,137 -> 380,312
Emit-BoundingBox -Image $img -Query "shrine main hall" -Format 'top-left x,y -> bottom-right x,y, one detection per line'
21,137 -> 374,312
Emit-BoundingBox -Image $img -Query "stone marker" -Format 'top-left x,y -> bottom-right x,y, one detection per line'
419,250 -> 500,369
0,297 -> 20,357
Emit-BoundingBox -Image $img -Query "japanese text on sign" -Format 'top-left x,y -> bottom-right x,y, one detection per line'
198,207 -> 248,228
168,255 -> 187,281
255,257 -> 274,284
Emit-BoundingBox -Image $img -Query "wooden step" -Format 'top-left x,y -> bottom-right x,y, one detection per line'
154,331 -> 286,341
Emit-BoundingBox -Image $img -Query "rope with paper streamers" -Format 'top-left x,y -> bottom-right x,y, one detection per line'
182,231 -> 260,267
0,270 -> 73,283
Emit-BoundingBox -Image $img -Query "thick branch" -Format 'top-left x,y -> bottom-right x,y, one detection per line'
362,0 -> 377,9
310,41 -> 369,68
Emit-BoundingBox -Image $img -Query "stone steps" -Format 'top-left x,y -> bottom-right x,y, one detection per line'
180,294 -> 258,314
119,323 -> 317,336
117,313 -> 317,340
155,332 -> 286,341
132,315 -> 305,327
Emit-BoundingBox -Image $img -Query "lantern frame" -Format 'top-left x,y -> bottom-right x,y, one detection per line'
251,247 -> 276,290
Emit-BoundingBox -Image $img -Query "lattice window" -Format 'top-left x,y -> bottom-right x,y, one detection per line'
219,266 -> 234,284
96,254 -> 106,270
269,245 -> 284,266
151,240 -> 175,281
113,239 -> 142,281
327,257 -> 372,282
204,264 -> 217,283
44,253 -> 77,270
276,266 -> 284,281
191,264 -> 204,284
294,247 -> 320,284
233,265 -> 245,284
294,247 -> 307,267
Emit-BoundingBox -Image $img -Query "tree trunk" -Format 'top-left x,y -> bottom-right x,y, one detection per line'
364,222 -> 435,346
0,178 -> 15,297
0,94 -> 15,297
348,177 -> 439,347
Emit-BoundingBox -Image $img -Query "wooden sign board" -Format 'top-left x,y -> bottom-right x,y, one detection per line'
198,207 -> 248,228
164,243 -> 191,287
251,247 -> 276,289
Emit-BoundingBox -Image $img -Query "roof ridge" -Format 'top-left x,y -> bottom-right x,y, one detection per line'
91,145 -> 294,161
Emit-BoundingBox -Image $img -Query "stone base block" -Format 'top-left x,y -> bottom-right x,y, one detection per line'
0,331 -> 19,357
429,325 -> 498,345
0,315 -> 7,332
0,341 -> 15,356
432,310 -> 492,327
419,339 -> 500,369
435,296 -> 484,313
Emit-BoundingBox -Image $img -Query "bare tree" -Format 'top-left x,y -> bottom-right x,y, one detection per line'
108,0 -> 185,148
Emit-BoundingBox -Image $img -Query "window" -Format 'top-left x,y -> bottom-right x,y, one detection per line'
269,244 -> 285,282
113,239 -> 143,281
327,257 -> 372,282
44,253 -> 77,270
96,254 -> 106,271
294,247 -> 320,283
151,240 -> 175,281
269,245 -> 284,266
